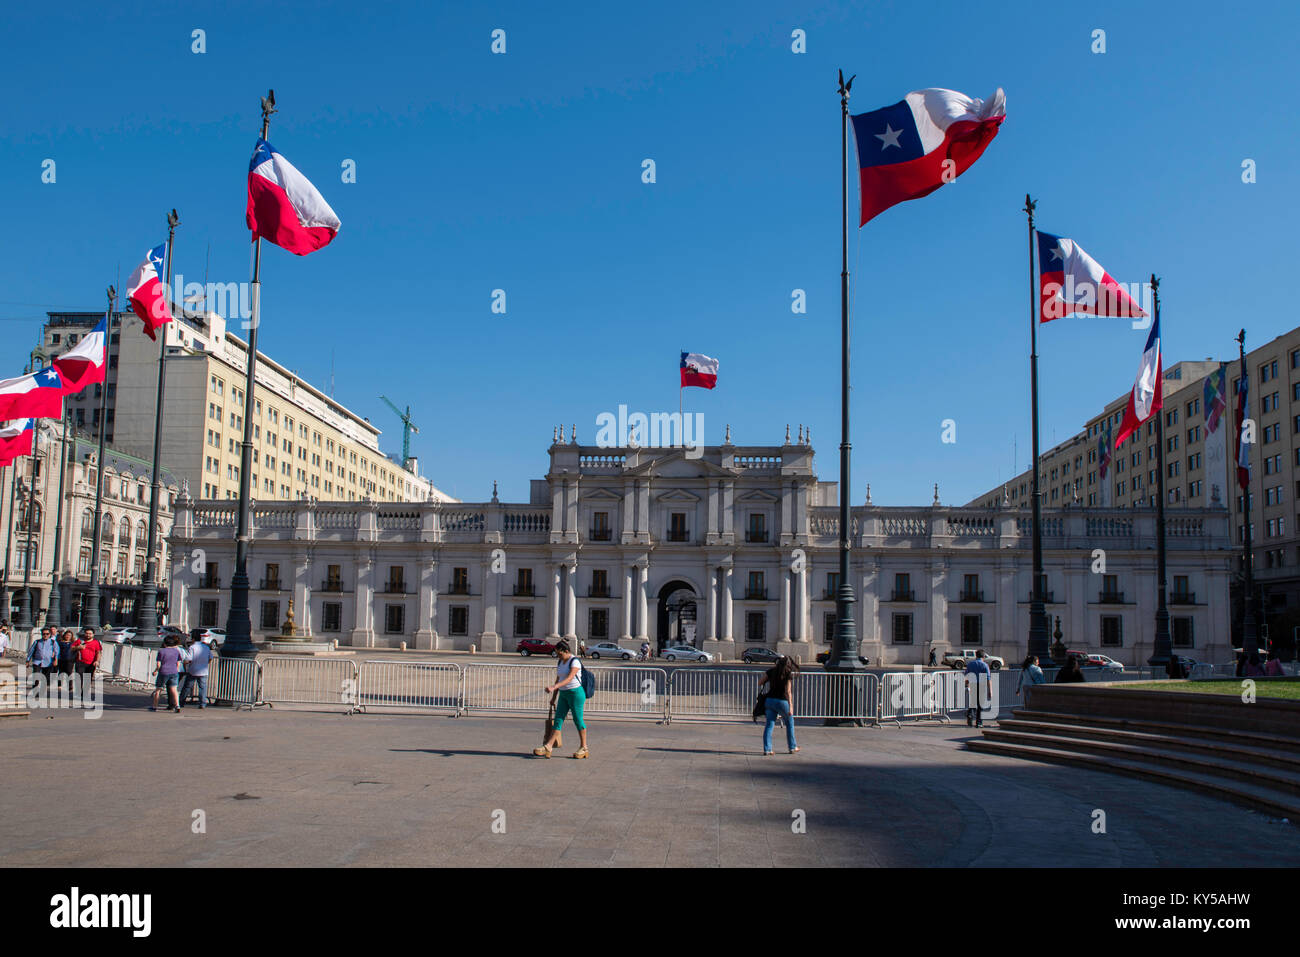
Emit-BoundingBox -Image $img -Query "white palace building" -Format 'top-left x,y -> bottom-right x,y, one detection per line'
168,430 -> 1236,666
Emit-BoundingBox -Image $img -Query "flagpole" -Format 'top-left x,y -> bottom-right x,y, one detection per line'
14,417 -> 40,630
83,287 -> 115,633
826,68 -> 864,692
136,210 -> 180,644
45,407 -> 70,629
1238,329 -> 1259,664
1024,195 -> 1049,662
1149,276 -> 1173,674
1,460 -> 15,621
223,90 -> 276,659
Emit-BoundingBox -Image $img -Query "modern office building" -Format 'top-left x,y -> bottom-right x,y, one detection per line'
170,432 -> 1234,665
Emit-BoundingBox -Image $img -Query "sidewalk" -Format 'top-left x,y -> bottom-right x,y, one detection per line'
2,690 -> 1296,867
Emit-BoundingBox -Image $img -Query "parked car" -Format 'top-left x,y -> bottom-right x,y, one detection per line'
1170,655 -> 1201,677
104,627 -> 137,644
516,638 -> 557,657
743,647 -> 781,664
159,625 -> 189,642
587,642 -> 631,660
189,627 -> 227,645
660,645 -> 712,662
941,649 -> 1005,671
1084,653 -> 1124,673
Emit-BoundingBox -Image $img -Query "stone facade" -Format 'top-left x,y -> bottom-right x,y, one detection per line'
169,436 -> 1236,665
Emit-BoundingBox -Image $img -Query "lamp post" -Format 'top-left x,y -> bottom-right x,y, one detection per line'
1148,276 -> 1173,675
1238,329 -> 1259,662
136,208 -> 179,645
82,287 -> 115,633
46,408 -> 70,629
1024,195 -> 1050,662
0,458 -> 17,622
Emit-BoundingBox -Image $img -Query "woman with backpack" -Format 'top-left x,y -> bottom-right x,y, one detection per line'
533,639 -> 589,759
757,655 -> 800,755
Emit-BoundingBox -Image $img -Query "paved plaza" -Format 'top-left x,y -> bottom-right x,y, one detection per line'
2,687 -> 1297,868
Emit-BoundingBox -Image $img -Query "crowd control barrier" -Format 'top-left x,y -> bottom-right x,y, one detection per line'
260,656 -> 359,710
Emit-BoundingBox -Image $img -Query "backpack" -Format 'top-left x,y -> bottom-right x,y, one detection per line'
577,658 -> 595,701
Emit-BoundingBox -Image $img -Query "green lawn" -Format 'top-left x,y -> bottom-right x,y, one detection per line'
1115,678 -> 1300,700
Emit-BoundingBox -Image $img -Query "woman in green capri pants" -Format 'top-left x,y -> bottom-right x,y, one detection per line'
534,640 -> 589,759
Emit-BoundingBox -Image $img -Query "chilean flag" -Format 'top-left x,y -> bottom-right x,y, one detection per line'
126,243 -> 171,341
1037,231 -> 1146,322
247,138 -> 341,255
0,366 -> 64,421
1097,420 -> 1113,480
851,87 -> 1006,226
52,317 -> 107,394
0,420 -> 34,467
681,352 -> 719,389
1235,367 -> 1251,491
1114,314 -> 1162,449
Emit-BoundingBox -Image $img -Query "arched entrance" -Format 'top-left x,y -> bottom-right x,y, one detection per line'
656,580 -> 698,652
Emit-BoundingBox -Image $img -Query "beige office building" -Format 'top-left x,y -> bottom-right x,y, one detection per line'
38,309 -> 453,506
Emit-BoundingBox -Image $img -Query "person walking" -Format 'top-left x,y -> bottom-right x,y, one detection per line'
757,655 -> 800,755
927,648 -> 937,667
0,624 -> 9,658
1054,655 -> 1085,683
963,649 -> 992,727
1017,654 -> 1046,700
533,639 -> 588,758
55,629 -> 76,690
73,627 -> 101,692
26,626 -> 58,692
150,634 -> 186,713
178,635 -> 212,709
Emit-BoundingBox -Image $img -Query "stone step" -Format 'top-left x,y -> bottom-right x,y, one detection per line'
967,738 -> 1300,822
0,709 -> 31,719
1009,708 -> 1300,755
980,728 -> 1300,796
996,718 -> 1300,775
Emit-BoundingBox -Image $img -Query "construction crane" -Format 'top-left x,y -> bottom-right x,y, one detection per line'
379,396 -> 420,465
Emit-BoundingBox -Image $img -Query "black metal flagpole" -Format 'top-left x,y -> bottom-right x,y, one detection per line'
14,418 -> 40,629
1025,195 -> 1049,661
1238,329 -> 1259,663
223,91 -> 275,659
1148,276 -> 1173,674
83,287 -> 115,632
45,407 -> 70,629
1,457 -> 17,621
826,69 -> 863,682
136,209 -> 180,644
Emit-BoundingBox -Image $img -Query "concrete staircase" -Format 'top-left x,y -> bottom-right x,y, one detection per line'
967,684 -> 1300,821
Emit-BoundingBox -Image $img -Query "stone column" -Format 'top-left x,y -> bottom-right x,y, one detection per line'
551,483 -> 564,538
564,562 -> 577,639
548,562 -> 561,638
415,557 -> 437,649
622,483 -> 635,542
294,552 -> 312,638
638,480 -> 650,542
779,568 -> 791,641
565,479 -> 579,544
622,566 -> 634,640
721,566 -> 734,640
706,483 -> 719,544
479,556 -> 501,652
350,552 -> 374,648
796,565 -> 808,641
636,564 -> 649,641
706,567 -> 717,640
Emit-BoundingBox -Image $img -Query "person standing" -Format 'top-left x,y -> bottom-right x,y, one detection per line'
26,627 -> 58,692
963,649 -> 992,727
178,635 -> 212,709
758,655 -> 800,755
150,634 -> 185,713
533,640 -> 588,759
1054,655 -> 1085,683
1017,654 -> 1046,700
927,648 -> 937,667
55,629 -> 76,689
73,627 -> 101,692
0,625 -> 9,658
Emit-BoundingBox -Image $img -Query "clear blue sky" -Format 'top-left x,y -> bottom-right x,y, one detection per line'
1,0 -> 1295,504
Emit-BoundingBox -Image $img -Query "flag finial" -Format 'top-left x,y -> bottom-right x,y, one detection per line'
724,424 -> 731,444
785,424 -> 790,444
933,483 -> 940,506
865,483 -> 872,505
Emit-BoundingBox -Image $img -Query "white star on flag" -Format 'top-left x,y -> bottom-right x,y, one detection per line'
876,124 -> 902,149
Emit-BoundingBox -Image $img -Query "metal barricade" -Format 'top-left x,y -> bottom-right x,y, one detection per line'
582,666 -> 669,719
260,656 -> 359,710
792,671 -> 879,722
97,642 -> 125,683
124,645 -> 154,688
356,660 -> 462,716
461,662 -> 554,715
665,667 -> 764,722
210,656 -> 263,709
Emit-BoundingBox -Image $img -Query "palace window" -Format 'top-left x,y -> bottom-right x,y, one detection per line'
891,613 -> 913,644
588,608 -> 608,640
514,607 -> 533,638
745,612 -> 765,642
384,605 -> 404,634
449,606 -> 468,636
321,603 -> 342,632
960,614 -> 982,645
260,601 -> 279,630
1100,615 -> 1123,647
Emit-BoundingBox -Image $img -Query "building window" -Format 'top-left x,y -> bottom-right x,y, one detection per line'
199,600 -> 218,627
590,568 -> 608,597
746,571 -> 765,600
824,612 -> 836,643
514,607 -> 533,638
590,511 -> 611,540
387,566 -> 405,593
515,568 -> 534,596
745,612 -> 765,642
260,601 -> 279,630
385,605 -> 404,634
891,613 -> 913,644
668,512 -> 688,542
893,573 -> 912,601
449,606 -> 469,636
321,603 -> 342,632
1100,615 -> 1123,647
1172,617 -> 1194,647
589,608 -> 608,640
746,513 -> 767,543
451,567 -> 469,594
960,614 -> 982,645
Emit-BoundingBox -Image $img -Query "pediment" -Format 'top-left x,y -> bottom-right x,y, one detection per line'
625,449 -> 734,479
580,487 -> 623,502
655,488 -> 702,504
736,489 -> 779,503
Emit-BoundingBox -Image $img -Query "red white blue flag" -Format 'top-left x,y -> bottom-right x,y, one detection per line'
246,138 -> 340,255
126,243 -> 171,341
0,366 -> 64,421
680,352 -> 718,389
851,87 -> 1005,226
0,419 -> 34,467
52,317 -> 107,393
1037,231 -> 1146,322
1114,314 -> 1162,449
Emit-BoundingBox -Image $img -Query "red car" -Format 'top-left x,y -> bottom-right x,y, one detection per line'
516,638 -> 558,657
